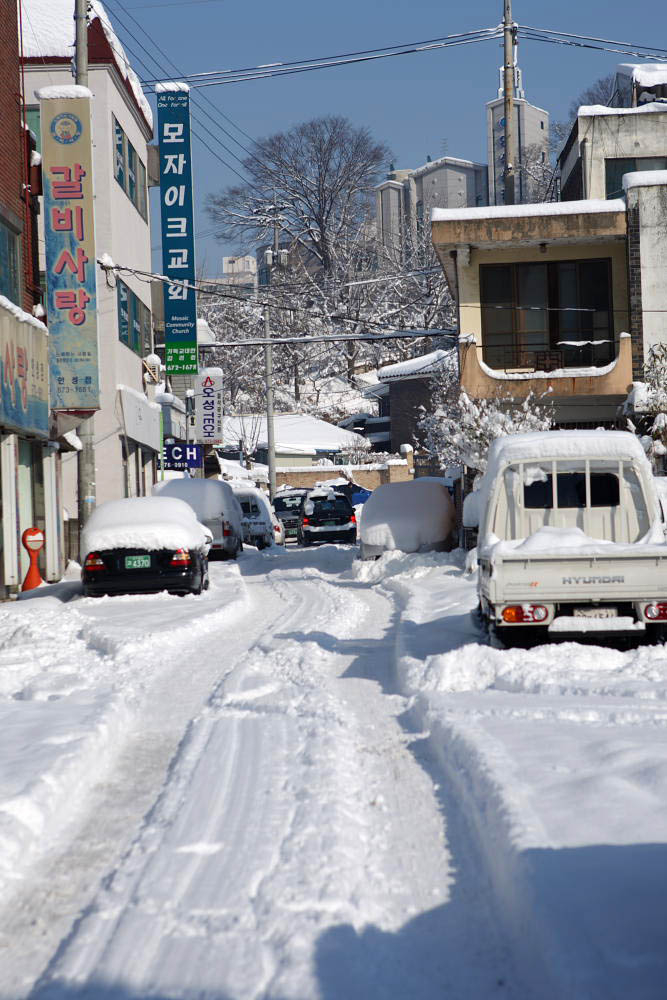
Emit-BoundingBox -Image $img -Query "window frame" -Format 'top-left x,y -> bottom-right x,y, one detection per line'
117,277 -> 151,357
0,219 -> 22,305
112,114 -> 148,220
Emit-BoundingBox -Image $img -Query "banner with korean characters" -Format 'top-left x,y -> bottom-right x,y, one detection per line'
194,371 -> 223,445
38,86 -> 100,411
156,83 -> 198,375
0,298 -> 49,437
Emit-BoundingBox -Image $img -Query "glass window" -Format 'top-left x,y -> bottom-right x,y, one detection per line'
127,141 -> 137,205
25,107 -> 41,153
113,115 -> 126,190
140,299 -> 152,354
605,156 -> 667,199
137,158 -> 147,219
131,299 -> 141,353
524,472 -> 619,508
0,221 -> 21,304
117,279 -> 130,347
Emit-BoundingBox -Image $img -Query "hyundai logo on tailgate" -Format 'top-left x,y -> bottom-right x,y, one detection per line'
562,576 -> 624,585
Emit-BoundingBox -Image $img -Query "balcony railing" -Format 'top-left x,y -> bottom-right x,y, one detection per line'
482,340 -> 615,374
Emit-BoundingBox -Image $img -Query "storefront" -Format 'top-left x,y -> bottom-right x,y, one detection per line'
0,298 -> 62,596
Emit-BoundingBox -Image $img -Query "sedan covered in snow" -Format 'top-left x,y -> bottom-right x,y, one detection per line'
81,496 -> 211,597
358,479 -> 455,560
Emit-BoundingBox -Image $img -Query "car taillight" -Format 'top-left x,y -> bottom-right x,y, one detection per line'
84,552 -> 105,572
222,520 -> 232,537
502,604 -> 548,624
302,516 -> 310,525
274,523 -> 280,532
645,602 -> 667,621
349,514 -> 356,524
170,548 -> 191,566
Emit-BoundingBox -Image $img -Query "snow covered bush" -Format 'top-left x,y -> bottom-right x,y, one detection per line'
420,388 -> 554,475
625,344 -> 667,471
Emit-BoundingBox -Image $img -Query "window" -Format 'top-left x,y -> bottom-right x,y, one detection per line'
480,259 -> 614,370
112,115 -> 147,219
524,473 -> 620,509
117,278 -> 151,356
605,156 -> 667,199
0,221 -> 21,304
25,107 -> 41,153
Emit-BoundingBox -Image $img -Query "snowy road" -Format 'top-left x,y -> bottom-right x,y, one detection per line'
1,544 -> 667,999
0,547 -> 519,1000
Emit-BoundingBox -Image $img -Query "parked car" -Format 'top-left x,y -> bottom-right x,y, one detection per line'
81,496 -> 211,597
230,486 -> 276,549
271,507 -> 285,546
316,478 -> 372,507
273,488 -> 309,541
153,476 -> 243,560
359,479 -> 455,560
466,430 -> 667,646
297,488 -> 357,546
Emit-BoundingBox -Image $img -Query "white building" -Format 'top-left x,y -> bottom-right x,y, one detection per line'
486,64 -> 550,205
376,157 -> 488,255
23,0 -> 160,548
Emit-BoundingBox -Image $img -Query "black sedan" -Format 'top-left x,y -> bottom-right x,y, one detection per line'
81,497 -> 211,597
297,490 -> 357,546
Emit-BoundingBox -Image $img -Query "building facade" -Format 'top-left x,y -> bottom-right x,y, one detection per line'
23,0 -> 160,552
486,65 -> 550,205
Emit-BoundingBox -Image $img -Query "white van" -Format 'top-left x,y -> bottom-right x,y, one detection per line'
153,477 -> 243,560
229,485 -> 277,549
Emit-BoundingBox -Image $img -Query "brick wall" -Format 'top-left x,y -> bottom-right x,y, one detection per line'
0,0 -> 40,313
388,378 -> 434,452
275,461 -> 412,492
626,195 -> 644,380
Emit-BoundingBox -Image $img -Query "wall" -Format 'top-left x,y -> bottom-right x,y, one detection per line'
578,108 -> 667,199
387,378 -> 436,453
631,181 -> 667,360
274,461 -> 412,492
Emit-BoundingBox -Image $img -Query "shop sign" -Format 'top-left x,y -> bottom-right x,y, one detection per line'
163,442 -> 202,470
117,385 -> 161,451
156,85 -> 198,375
39,89 -> 100,411
194,372 -> 223,444
0,303 -> 49,437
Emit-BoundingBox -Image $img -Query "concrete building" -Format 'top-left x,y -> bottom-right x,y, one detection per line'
486,65 -> 550,205
612,63 -> 667,109
23,0 -> 161,546
376,158 -> 488,255
0,0 -> 63,596
559,102 -> 667,202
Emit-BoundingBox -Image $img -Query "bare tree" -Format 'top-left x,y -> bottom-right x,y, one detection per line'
552,72 -> 617,146
206,116 -> 391,274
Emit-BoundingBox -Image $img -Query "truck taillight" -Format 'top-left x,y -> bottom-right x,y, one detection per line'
222,520 -> 232,537
645,603 -> 667,621
170,548 -> 191,566
84,552 -> 105,572
502,604 -> 548,624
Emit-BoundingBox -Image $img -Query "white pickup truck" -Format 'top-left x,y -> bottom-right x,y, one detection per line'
464,430 -> 667,646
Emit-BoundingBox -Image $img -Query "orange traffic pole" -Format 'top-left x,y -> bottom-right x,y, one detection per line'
21,527 -> 45,592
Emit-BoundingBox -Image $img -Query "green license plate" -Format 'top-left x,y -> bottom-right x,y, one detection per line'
125,554 -> 151,569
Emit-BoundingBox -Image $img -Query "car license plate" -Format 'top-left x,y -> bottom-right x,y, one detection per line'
125,554 -> 150,569
573,607 -> 617,618
324,520 -> 336,526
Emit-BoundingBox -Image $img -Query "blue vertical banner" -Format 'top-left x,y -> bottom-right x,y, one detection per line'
156,83 -> 198,374
39,87 -> 100,410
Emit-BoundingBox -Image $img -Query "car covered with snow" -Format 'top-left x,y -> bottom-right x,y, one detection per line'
230,485 -> 278,549
358,478 -> 456,560
153,476 -> 243,560
466,430 -> 667,645
297,488 -> 357,546
273,487 -> 310,540
81,496 -> 211,597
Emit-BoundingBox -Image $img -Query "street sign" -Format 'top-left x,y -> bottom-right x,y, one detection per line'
156,83 -> 198,375
194,372 -> 223,445
163,443 -> 203,470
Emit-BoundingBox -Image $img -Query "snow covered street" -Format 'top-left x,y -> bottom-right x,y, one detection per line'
1,545 -> 667,998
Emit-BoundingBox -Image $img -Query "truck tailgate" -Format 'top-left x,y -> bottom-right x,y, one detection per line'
486,549 -> 667,602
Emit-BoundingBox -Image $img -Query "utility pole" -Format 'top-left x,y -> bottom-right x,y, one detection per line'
263,204 -> 280,500
75,0 -> 96,543
502,0 -> 516,205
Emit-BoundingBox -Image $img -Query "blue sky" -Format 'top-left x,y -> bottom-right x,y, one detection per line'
105,0 -> 667,275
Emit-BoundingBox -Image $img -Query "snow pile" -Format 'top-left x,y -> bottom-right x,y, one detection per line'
222,413 -> 368,456
0,294 -> 48,332
623,170 -> 667,190
579,102 -> 667,116
81,497 -> 210,555
432,199 -> 626,223
378,348 -> 456,382
153,478 -> 242,532
631,64 -> 667,87
359,480 -> 455,556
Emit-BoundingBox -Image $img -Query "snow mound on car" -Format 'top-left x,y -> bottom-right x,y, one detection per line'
359,479 -> 455,553
81,497 -> 210,555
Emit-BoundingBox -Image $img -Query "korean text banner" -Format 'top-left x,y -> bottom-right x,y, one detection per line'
194,372 -> 223,444
0,299 -> 49,437
40,94 -> 100,411
157,87 -> 198,375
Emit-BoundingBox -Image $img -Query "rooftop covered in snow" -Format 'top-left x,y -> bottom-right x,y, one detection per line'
378,349 -> 457,383
220,414 -> 368,457
22,0 -> 153,133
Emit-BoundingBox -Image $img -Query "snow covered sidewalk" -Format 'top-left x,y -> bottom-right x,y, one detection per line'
354,550 -> 667,999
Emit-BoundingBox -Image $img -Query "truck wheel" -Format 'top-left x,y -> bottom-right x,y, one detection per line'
646,624 -> 667,644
